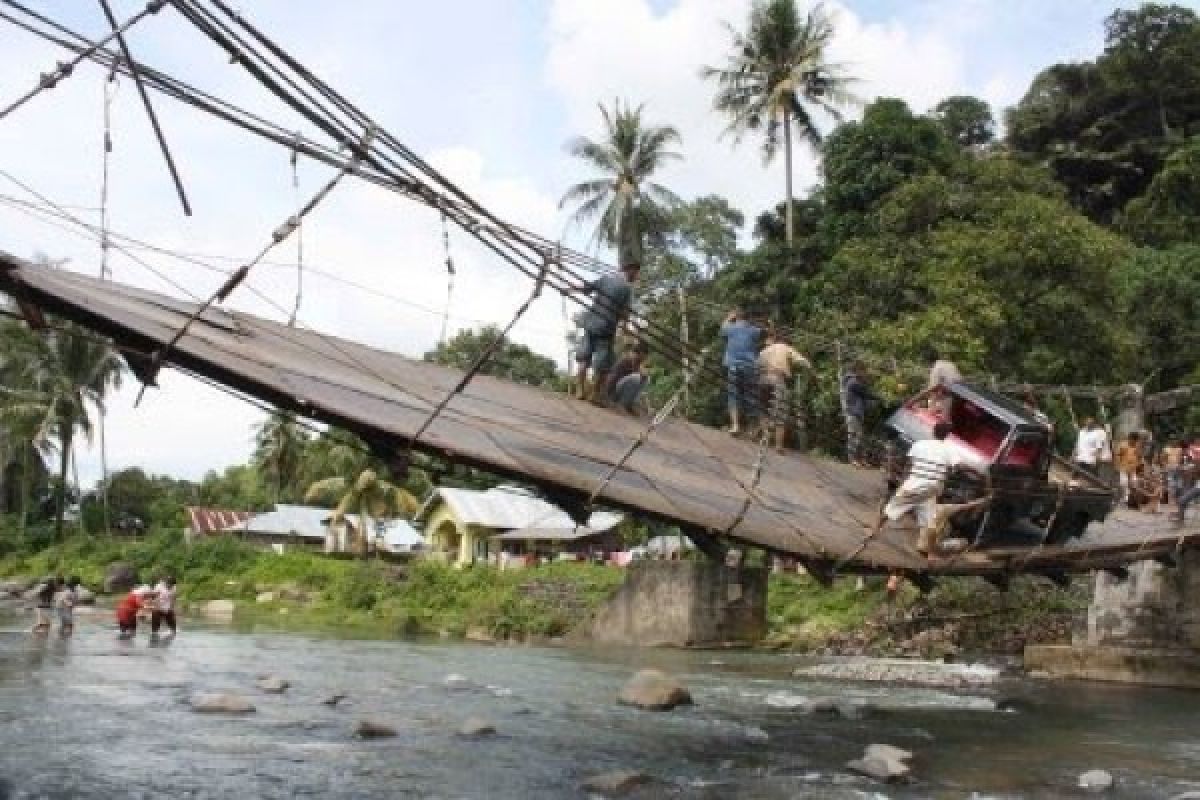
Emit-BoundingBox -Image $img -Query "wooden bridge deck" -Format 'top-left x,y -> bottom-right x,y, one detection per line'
2,252 -> 1196,578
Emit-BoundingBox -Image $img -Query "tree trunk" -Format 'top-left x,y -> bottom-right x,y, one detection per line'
55,426 -> 72,540
783,110 -> 794,247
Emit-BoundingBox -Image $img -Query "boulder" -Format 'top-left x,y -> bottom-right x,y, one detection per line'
1078,769 -> 1114,793
465,626 -> 495,644
255,591 -> 276,604
74,586 -> 96,605
103,563 -> 138,594
457,717 -> 496,737
322,693 -> 348,707
864,744 -> 913,763
617,669 -> 693,711
847,755 -> 910,783
201,599 -> 236,619
580,770 -> 651,796
188,693 -> 256,714
256,676 -> 289,694
354,719 -> 396,739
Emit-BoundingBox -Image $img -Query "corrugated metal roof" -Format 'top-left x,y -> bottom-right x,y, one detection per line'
420,485 -> 622,533
492,527 -> 612,542
378,519 -> 423,552
235,504 -> 332,540
186,507 -> 253,534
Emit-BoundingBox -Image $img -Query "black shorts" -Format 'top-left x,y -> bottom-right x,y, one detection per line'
151,610 -> 176,633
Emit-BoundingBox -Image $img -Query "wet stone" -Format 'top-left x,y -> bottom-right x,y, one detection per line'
617,669 -> 693,711
188,693 -> 256,714
354,719 -> 396,739
256,676 -> 289,694
580,770 -> 651,796
457,717 -> 496,737
1078,769 -> 1114,793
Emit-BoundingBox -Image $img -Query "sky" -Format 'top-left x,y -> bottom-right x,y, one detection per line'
0,0 -> 1191,487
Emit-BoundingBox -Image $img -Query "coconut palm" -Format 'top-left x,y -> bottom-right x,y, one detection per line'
0,321 -> 124,537
305,468 -> 418,558
702,0 -> 855,246
253,410 -> 310,503
559,100 -> 683,263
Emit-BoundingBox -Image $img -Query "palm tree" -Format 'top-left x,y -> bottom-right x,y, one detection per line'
0,321 -> 124,537
559,100 -> 683,263
253,410 -> 310,503
305,468 -> 418,558
703,0 -> 855,246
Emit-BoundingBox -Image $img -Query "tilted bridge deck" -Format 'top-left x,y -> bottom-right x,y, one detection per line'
1,252 -> 1196,579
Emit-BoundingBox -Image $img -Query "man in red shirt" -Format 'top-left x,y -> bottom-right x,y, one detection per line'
116,587 -> 155,640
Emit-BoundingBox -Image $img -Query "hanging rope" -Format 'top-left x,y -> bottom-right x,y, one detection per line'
135,124 -> 376,403
586,382 -> 688,508
723,430 -> 771,536
410,253 -> 549,445
97,67 -> 119,535
287,132 -> 303,326
438,209 -> 455,345
1061,385 -> 1080,431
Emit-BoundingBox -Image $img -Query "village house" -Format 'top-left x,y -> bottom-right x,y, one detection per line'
416,485 -> 623,567
185,504 -> 423,555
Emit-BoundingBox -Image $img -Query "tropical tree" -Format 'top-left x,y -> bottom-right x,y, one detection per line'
305,468 -> 418,558
0,321 -> 124,537
559,99 -> 683,263
932,95 -> 996,148
703,0 -> 855,246
252,410 -> 310,503
425,325 -> 563,390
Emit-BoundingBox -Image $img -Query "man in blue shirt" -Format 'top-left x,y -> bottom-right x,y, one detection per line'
719,308 -> 763,435
843,361 -> 878,467
575,260 -> 639,402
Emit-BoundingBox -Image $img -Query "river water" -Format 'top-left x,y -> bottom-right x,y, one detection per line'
1,612 -> 1198,799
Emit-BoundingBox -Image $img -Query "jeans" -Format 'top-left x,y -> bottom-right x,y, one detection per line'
1180,485 -> 1200,518
726,363 -> 758,417
846,414 -> 865,462
609,373 -> 646,413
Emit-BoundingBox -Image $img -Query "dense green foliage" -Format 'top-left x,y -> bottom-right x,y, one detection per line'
424,325 -> 564,390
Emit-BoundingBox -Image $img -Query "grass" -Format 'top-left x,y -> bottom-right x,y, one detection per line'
0,528 -> 625,639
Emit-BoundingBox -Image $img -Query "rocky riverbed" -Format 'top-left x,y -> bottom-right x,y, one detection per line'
1,610 -> 1199,798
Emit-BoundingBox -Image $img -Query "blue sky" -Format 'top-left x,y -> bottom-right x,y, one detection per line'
0,0 -> 1193,484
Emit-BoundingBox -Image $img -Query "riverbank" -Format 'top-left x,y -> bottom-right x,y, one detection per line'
0,530 -> 1087,652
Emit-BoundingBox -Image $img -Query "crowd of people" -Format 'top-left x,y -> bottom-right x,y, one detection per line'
28,574 -> 178,641
1077,425 -> 1200,524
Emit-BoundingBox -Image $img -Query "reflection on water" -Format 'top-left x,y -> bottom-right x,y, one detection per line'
1,611 -> 1198,799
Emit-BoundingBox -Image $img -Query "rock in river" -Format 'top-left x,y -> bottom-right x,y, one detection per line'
103,562 -> 138,594
322,692 -> 348,707
1078,769 -> 1114,793
355,719 -> 397,739
201,599 -> 235,620
581,770 -> 650,796
256,676 -> 289,694
846,742 -> 913,783
188,693 -> 256,714
457,717 -> 496,737
617,669 -> 692,711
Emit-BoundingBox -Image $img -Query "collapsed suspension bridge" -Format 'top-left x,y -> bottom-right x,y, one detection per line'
0,2 -> 1196,586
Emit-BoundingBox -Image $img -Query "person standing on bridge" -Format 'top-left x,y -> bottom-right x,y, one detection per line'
1073,418 -> 1106,475
843,362 -> 877,467
575,259 -> 640,404
758,330 -> 810,451
719,308 -> 763,436
925,350 -> 962,419
604,341 -> 649,415
871,421 -> 990,557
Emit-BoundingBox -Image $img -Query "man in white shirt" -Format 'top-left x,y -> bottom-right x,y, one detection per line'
151,576 -> 177,638
871,421 -> 990,557
1073,418 -> 1105,472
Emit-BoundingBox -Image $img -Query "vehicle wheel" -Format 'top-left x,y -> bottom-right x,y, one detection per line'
1046,513 -> 1089,545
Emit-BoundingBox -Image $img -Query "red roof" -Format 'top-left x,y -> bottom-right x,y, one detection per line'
186,507 -> 252,535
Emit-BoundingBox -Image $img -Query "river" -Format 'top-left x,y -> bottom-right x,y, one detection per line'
1,612 -> 1198,799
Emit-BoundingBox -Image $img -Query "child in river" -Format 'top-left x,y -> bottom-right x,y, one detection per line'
30,575 -> 62,635
54,576 -> 81,637
151,575 -> 177,638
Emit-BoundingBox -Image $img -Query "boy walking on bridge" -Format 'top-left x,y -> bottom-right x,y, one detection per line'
758,331 -> 810,451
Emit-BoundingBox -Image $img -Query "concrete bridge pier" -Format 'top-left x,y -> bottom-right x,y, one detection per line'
581,560 -> 768,648
1025,550 -> 1200,688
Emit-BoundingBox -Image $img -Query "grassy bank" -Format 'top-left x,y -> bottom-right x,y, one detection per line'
0,530 -> 624,639
1,530 -> 1086,652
